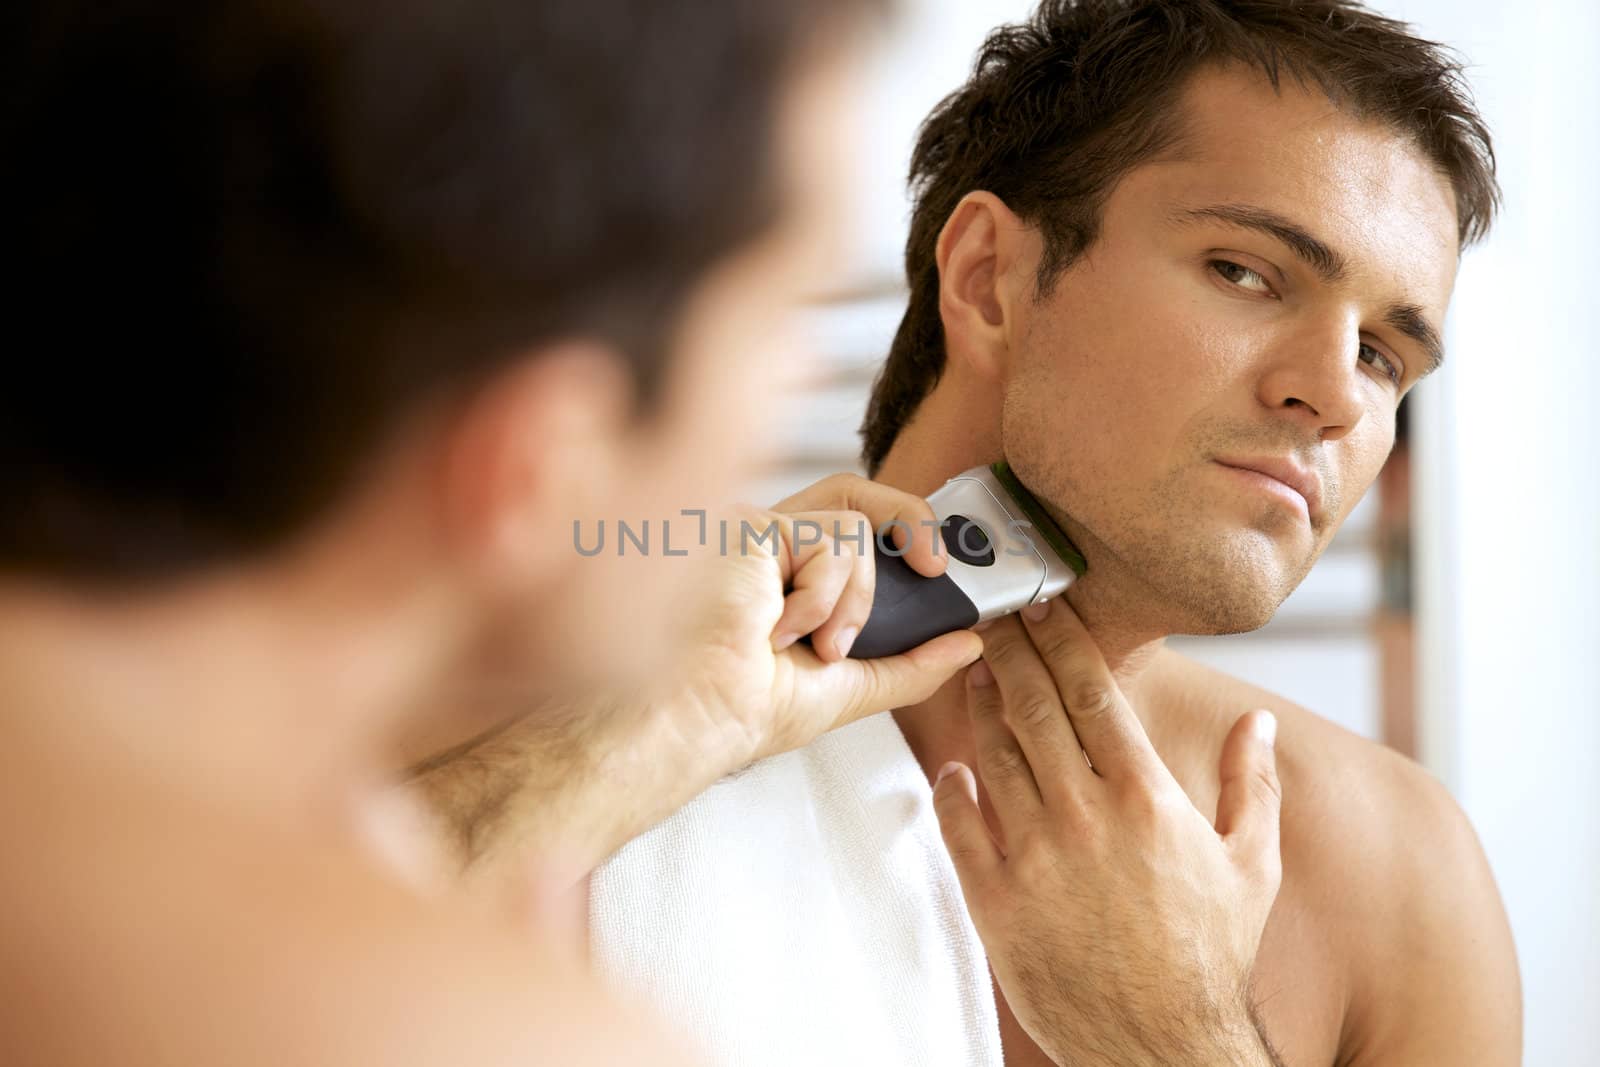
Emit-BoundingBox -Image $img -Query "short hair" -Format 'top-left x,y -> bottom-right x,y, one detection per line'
0,0 -> 869,581
860,0 -> 1498,474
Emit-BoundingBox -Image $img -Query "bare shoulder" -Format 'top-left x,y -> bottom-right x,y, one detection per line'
0,750 -> 684,1067
1159,651 -> 1522,1065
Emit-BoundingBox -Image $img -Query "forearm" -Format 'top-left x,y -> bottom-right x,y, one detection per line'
408,686 -> 753,886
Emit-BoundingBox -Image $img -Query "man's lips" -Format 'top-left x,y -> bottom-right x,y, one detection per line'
1212,455 -> 1324,522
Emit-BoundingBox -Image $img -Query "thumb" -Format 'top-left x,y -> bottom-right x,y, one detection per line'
832,629 -> 983,724
1215,710 -> 1283,876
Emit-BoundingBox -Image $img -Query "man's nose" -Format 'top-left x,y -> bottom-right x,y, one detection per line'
1254,314 -> 1369,440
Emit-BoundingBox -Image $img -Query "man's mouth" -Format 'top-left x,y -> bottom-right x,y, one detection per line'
1211,455 -> 1324,524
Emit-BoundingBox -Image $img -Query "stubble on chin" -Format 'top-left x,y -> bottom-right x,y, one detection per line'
1046,472 -> 1317,639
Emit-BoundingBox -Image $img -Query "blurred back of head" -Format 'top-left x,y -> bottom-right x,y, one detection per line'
0,0 -> 867,583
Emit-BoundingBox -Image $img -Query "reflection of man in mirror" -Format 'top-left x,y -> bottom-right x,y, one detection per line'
857,2 -> 1516,1064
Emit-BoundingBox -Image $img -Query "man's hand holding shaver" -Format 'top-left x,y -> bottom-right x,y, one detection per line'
698,473 -> 984,765
415,474 -> 982,886
932,597 -> 1286,1067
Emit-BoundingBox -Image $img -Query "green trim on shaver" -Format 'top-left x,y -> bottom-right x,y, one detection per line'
990,460 -> 1088,577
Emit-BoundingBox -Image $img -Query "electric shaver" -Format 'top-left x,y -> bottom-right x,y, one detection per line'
846,461 -> 1087,660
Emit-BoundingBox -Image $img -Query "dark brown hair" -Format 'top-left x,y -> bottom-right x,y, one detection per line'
0,0 -> 870,581
860,0 -> 1498,474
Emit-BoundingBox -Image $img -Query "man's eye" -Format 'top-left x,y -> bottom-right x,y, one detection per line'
1359,342 -> 1402,386
1210,259 -> 1274,295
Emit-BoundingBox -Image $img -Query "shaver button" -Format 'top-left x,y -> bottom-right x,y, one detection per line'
940,515 -> 996,568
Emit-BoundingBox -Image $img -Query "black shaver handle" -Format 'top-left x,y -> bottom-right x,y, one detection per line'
845,547 -> 980,660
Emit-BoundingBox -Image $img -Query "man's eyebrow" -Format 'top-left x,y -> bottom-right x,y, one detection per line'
1386,303 -> 1445,377
1174,202 -> 1446,377
1172,203 -> 1348,283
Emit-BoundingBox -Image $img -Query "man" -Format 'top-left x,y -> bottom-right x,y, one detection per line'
861,1 -> 1520,1063
0,1 -> 967,1062
422,3 -> 1518,1067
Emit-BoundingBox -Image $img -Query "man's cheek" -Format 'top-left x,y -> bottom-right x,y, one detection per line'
1344,432 -> 1395,517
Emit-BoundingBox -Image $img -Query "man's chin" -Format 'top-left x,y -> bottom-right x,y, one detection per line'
1165,565 -> 1295,636
1176,601 -> 1279,637
1050,509 -> 1307,636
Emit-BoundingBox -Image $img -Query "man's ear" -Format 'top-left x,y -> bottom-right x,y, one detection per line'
438,342 -> 636,590
936,191 -> 1033,382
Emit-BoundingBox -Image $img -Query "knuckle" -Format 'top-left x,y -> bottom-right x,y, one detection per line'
839,659 -> 882,714
839,556 -> 872,592
859,665 -> 911,711
1011,840 -> 1058,885
1259,850 -> 1285,893
832,472 -> 866,492
983,632 -> 1027,671
731,501 -> 767,527
844,511 -> 870,556
815,538 -> 853,576
1232,837 -> 1283,898
1120,776 -> 1178,826
854,534 -> 877,573
785,591 -> 832,630
944,838 -> 988,870
1009,692 -> 1061,732
812,532 -> 848,568
1059,799 -> 1108,851
817,472 -> 855,499
1066,682 -> 1117,721
980,741 -> 1028,782
1112,768 -> 1155,806
900,494 -> 937,528
851,588 -> 876,630
967,685 -> 1004,722
1031,624 -> 1077,664
1250,766 -> 1284,808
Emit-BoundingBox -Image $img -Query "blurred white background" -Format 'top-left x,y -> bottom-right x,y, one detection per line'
757,2 -> 1600,1061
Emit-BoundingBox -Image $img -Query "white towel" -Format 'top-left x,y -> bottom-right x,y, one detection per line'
589,711 -> 1003,1067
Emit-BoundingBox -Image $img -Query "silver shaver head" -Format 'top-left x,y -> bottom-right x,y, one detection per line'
847,462 -> 1084,660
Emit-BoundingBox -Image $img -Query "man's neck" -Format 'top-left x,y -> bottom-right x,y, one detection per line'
874,439 -> 1172,675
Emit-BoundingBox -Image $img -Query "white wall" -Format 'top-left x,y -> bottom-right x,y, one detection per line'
844,0 -> 1043,289
1391,2 -> 1600,1063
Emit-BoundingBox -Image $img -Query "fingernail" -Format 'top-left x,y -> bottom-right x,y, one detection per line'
935,761 -> 963,786
772,631 -> 800,652
1023,599 -> 1052,622
1255,711 -> 1278,749
834,626 -> 859,659
968,660 -> 994,688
